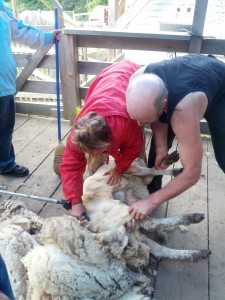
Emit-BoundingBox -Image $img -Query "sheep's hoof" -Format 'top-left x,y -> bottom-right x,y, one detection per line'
193,249 -> 211,261
172,168 -> 183,177
164,150 -> 180,166
190,213 -> 205,223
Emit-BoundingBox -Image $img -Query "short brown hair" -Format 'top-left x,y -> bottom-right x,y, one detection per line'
72,112 -> 111,152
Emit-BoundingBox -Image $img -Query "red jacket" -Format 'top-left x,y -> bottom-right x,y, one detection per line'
60,60 -> 143,205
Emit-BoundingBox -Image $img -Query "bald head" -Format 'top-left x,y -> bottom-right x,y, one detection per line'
126,73 -> 167,124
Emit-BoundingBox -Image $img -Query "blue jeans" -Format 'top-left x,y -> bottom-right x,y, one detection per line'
0,255 -> 15,300
0,95 -> 16,173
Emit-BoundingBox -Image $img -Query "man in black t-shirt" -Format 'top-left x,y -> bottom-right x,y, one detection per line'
126,54 -> 225,220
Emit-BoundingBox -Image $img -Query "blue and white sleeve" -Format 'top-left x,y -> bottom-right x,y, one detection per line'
10,18 -> 53,48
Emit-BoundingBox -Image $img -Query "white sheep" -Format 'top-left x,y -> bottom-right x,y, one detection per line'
0,157 -> 210,299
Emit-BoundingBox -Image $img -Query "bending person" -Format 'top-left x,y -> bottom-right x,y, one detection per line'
60,61 -> 143,220
126,53 -> 225,219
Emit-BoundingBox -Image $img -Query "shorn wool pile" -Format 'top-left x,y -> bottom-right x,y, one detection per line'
0,157 -> 210,299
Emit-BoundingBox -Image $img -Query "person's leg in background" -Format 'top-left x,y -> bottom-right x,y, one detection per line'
0,95 -> 29,177
0,95 -> 15,172
0,255 -> 15,300
147,125 -> 175,194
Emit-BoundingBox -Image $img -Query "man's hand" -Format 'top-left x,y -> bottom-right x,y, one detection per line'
0,292 -> 9,300
71,203 -> 87,220
104,168 -> 122,186
155,146 -> 168,169
52,29 -> 63,42
128,197 -> 156,220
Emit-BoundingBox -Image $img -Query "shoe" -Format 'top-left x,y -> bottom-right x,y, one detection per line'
2,164 -> 29,177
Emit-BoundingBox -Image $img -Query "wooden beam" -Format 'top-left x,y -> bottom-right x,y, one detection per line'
14,53 -> 55,69
11,0 -> 18,18
79,87 -> 88,100
117,0 -> 151,28
20,80 -> 56,94
64,30 -> 190,53
16,44 -> 53,94
118,0 -> 126,18
76,35 -> 189,52
15,101 -> 60,117
60,34 -> 79,124
201,38 -> 225,55
189,0 -> 208,53
108,0 -> 119,28
78,61 -> 112,74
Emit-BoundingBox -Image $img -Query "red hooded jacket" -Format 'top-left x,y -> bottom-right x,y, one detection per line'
60,60 -> 143,205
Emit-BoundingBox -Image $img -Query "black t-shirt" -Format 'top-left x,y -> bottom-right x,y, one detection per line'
144,54 -> 225,123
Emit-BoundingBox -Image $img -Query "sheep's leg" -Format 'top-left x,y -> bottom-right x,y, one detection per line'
163,150 -> 179,167
140,213 -> 205,232
141,235 -> 211,262
125,167 -> 183,177
125,150 -> 182,178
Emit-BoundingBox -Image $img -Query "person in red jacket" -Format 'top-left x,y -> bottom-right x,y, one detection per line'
60,60 -> 143,220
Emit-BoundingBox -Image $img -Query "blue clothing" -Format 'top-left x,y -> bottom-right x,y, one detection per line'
0,0 -> 53,96
0,0 -> 54,172
0,255 -> 15,300
0,95 -> 16,171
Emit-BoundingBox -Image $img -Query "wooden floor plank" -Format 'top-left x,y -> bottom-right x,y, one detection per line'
13,117 -> 53,154
14,151 -> 62,214
14,114 -> 31,130
39,186 -> 71,218
208,141 -> 225,300
0,115 -> 71,198
154,139 -> 209,300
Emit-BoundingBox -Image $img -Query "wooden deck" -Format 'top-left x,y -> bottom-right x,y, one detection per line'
0,114 -> 225,300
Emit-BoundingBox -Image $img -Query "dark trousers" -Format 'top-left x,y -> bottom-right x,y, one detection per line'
0,95 -> 16,173
205,102 -> 225,173
147,125 -> 175,193
0,255 -> 15,300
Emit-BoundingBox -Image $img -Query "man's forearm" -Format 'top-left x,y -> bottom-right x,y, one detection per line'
149,169 -> 200,209
151,122 -> 168,147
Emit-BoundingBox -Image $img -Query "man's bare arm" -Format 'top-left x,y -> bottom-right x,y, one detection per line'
151,121 -> 169,168
129,92 -> 208,219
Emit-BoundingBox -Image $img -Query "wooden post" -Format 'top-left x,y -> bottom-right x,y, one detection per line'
11,0 -> 18,18
53,0 -> 78,124
189,0 -> 208,53
60,33 -> 79,125
108,0 -> 120,61
108,0 -> 119,28
53,0 -> 69,120
15,44 -> 53,94
54,0 -> 64,28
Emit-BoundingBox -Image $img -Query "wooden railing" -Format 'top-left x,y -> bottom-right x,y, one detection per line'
14,0 -> 225,126
61,28 -> 225,124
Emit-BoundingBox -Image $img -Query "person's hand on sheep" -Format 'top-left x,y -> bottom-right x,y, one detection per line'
104,168 -> 122,186
129,197 -> 157,220
72,203 -> 87,221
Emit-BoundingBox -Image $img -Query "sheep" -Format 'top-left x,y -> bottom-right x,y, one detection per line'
0,156 -> 210,299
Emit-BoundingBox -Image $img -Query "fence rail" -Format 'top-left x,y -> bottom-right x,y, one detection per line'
14,1 -> 225,126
